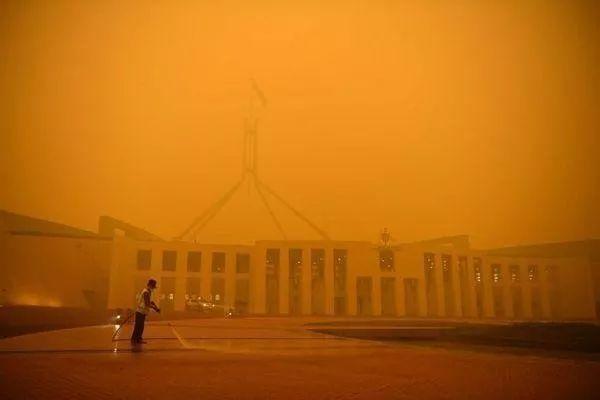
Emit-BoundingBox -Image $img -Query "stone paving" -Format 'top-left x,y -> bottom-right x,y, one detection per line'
1,317 -> 599,399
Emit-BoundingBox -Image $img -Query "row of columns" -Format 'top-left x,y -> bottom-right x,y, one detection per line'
254,247 -> 337,315
254,247 -> 405,317
426,254 -> 556,320
126,245 -> 558,320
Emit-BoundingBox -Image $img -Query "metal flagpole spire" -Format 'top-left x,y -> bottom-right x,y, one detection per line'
177,80 -> 330,242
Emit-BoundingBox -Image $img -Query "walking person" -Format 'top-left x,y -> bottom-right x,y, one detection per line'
131,278 -> 160,344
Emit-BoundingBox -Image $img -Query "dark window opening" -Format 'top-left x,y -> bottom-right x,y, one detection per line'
528,265 -> 538,282
473,258 -> 484,317
334,249 -> 347,315
211,277 -> 225,305
159,277 -> 176,313
236,253 -> 250,274
162,251 -> 177,271
212,252 -> 226,273
545,265 -> 559,285
442,254 -> 454,316
266,248 -> 280,276
424,253 -> 437,316
311,249 -> 325,279
289,249 -> 303,314
491,264 -> 502,284
311,249 -> 325,314
266,248 -> 280,315
137,250 -> 151,270
458,256 -> 470,317
185,278 -> 201,310
510,265 -> 520,283
187,251 -> 202,273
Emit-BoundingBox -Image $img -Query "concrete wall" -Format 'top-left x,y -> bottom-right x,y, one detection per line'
0,232 -> 112,309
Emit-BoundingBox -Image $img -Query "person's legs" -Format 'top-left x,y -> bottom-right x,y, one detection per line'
131,312 -> 144,342
138,313 -> 146,341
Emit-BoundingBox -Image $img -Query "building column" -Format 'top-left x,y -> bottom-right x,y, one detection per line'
251,250 -> 265,314
451,255 -> 463,318
417,278 -> 428,317
482,261 -> 495,318
522,279 -> 533,319
347,269 -> 358,316
279,247 -> 289,314
201,250 -> 211,302
324,247 -> 335,315
225,251 -> 236,309
302,248 -> 312,315
175,251 -> 186,311
434,254 -> 446,317
540,267 -> 551,319
373,275 -> 382,316
174,277 -> 186,311
502,264 -> 513,319
396,275 -> 406,316
466,257 -> 479,318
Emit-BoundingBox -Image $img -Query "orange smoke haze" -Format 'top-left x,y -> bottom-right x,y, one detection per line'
1,0 -> 599,247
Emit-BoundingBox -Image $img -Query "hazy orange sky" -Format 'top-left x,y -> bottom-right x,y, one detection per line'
1,0 -> 598,247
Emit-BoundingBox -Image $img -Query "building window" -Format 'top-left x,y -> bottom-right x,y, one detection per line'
441,254 -> 454,315
528,265 -> 538,282
162,251 -> 177,271
458,256 -> 470,317
379,249 -> 394,272
473,258 -> 482,284
545,265 -> 559,285
333,249 -> 348,316
334,249 -> 347,282
290,249 -> 302,267
212,252 -> 226,273
441,255 -> 451,282
265,248 -> 280,314
159,277 -> 176,311
289,249 -> 303,284
424,253 -> 436,287
236,253 -> 250,274
458,256 -> 468,275
266,248 -> 280,276
491,264 -> 502,284
187,251 -> 202,273
311,249 -> 325,279
185,277 -> 201,307
423,253 -> 437,317
510,265 -> 520,283
211,277 -> 225,304
424,253 -> 435,273
137,250 -> 152,270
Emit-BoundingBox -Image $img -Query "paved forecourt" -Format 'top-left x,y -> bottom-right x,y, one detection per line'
1,317 -> 600,400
